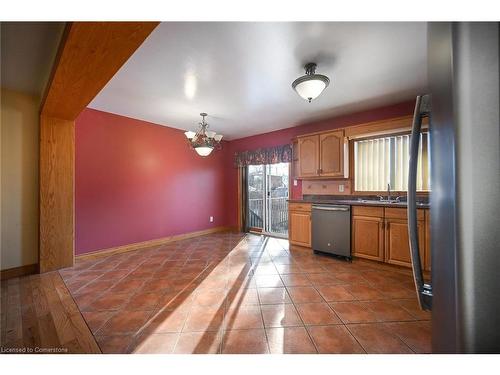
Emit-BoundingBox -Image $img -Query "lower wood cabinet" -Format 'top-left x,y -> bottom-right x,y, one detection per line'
352,216 -> 384,261
384,218 -> 425,268
289,203 -> 311,247
288,203 -> 431,271
351,206 -> 430,270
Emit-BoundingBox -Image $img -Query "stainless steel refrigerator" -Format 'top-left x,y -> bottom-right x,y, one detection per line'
407,22 -> 500,353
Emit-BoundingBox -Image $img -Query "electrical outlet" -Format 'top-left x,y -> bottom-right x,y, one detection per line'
293,179 -> 298,186
209,216 -> 214,222
338,184 -> 345,192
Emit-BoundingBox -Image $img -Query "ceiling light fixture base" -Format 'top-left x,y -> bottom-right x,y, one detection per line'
304,62 -> 317,75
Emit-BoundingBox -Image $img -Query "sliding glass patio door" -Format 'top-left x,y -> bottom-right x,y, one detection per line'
247,163 -> 289,237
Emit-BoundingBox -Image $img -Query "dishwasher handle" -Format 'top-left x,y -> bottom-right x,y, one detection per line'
312,206 -> 350,212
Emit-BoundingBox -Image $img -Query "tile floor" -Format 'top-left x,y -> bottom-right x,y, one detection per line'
60,232 -> 431,354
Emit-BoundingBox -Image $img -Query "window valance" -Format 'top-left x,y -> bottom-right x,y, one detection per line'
234,144 -> 292,167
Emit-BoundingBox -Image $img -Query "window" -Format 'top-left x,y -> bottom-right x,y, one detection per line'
354,132 -> 430,192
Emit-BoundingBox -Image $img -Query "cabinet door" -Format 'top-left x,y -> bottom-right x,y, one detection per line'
319,130 -> 344,177
289,211 -> 311,247
352,215 -> 384,261
298,135 -> 319,178
292,140 -> 300,179
385,218 -> 425,268
424,210 -> 431,272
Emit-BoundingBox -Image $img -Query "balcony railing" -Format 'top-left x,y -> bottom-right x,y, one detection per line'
248,197 -> 288,235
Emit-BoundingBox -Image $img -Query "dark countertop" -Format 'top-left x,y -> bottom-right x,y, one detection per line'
288,198 -> 430,209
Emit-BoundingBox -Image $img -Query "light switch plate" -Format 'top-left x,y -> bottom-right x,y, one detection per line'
338,184 -> 345,192
293,179 -> 298,186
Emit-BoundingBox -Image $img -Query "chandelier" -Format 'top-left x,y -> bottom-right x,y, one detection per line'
184,113 -> 223,157
292,62 -> 330,103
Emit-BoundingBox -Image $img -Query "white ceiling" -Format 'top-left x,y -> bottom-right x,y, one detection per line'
1,22 -> 65,96
90,22 -> 428,140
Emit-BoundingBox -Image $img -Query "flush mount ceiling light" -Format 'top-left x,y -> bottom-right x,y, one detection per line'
184,113 -> 223,157
292,62 -> 330,103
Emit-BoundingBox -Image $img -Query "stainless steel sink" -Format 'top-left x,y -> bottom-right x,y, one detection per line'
342,199 -> 406,205
330,198 -> 428,208
354,199 -> 399,204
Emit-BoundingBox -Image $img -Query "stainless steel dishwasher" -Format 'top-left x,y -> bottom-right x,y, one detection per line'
311,205 -> 351,259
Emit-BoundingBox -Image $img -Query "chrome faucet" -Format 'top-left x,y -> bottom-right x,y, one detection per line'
377,184 -> 401,203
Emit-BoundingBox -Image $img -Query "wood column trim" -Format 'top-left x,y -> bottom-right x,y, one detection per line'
41,22 -> 159,119
39,116 -> 75,272
39,22 -> 159,273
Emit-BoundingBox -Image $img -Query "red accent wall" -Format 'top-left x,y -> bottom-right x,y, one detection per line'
224,100 -> 415,227
75,108 -> 229,255
75,101 -> 414,255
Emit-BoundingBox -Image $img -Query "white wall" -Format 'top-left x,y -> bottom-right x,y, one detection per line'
1,88 -> 39,270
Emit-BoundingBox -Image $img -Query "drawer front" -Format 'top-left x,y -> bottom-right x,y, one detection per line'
385,207 -> 425,220
289,202 -> 312,212
352,206 -> 384,218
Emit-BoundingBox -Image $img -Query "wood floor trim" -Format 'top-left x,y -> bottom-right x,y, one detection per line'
75,226 -> 237,261
1,264 -> 39,281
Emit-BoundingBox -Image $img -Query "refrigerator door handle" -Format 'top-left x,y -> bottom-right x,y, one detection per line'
408,94 -> 433,311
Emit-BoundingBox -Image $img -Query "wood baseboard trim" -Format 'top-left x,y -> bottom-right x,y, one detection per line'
1,263 -> 39,280
75,226 -> 237,261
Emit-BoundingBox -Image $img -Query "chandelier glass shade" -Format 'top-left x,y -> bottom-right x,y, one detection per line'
184,113 -> 223,157
292,63 -> 330,103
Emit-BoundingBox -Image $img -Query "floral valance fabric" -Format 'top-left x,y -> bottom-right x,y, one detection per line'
234,144 -> 292,167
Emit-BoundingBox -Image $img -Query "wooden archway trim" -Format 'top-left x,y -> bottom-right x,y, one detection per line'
39,22 -> 159,273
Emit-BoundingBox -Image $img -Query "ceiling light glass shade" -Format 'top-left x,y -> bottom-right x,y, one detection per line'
293,78 -> 328,102
184,130 -> 196,139
195,146 -> 213,157
292,63 -> 330,103
205,130 -> 216,138
213,134 -> 223,142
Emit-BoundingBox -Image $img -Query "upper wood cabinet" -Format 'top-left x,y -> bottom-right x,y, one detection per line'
291,139 -> 300,179
296,130 -> 347,179
298,135 -> 319,178
319,130 -> 344,177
